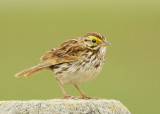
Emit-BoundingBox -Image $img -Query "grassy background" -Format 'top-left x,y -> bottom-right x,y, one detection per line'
0,0 -> 160,113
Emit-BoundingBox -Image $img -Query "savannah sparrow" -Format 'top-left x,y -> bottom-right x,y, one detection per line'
15,32 -> 110,99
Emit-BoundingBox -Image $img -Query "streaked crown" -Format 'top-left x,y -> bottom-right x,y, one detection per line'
84,32 -> 105,41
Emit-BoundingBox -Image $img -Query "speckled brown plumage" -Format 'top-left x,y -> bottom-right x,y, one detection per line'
15,32 -> 110,99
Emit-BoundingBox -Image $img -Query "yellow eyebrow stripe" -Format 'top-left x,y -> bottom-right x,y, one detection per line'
88,36 -> 102,42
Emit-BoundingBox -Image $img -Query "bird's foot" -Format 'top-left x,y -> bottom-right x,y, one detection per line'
81,95 -> 99,100
61,95 -> 76,99
60,95 -> 99,100
81,95 -> 92,99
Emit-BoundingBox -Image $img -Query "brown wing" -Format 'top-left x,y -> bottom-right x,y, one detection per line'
38,39 -> 86,68
15,39 -> 86,77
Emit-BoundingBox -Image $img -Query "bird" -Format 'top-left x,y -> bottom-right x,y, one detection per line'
15,32 -> 110,99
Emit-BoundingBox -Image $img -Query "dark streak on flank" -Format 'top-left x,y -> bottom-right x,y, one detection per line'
95,64 -> 100,68
55,66 -> 70,75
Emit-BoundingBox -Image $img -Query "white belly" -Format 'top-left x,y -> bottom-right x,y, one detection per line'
54,47 -> 106,85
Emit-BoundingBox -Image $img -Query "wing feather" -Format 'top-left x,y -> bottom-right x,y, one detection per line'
15,39 -> 86,77
38,39 -> 85,68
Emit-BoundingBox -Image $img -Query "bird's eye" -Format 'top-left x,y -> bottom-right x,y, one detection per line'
92,39 -> 96,43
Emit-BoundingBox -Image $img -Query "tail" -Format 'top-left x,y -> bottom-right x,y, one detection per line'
15,65 -> 45,78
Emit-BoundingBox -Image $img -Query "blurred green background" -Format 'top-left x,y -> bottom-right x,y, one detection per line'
0,0 -> 160,113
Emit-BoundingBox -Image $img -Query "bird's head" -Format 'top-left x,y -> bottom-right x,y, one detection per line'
83,32 -> 110,50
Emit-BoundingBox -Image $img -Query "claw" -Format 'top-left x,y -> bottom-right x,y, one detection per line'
81,95 -> 99,100
61,95 -> 78,99
82,95 -> 92,99
61,95 -> 71,99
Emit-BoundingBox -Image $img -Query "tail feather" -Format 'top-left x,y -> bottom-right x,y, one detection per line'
15,66 -> 44,78
24,68 -> 44,77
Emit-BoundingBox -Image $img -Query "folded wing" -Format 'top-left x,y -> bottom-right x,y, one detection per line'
15,39 -> 85,77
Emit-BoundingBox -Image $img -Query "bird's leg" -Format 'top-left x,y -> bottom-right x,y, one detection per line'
56,77 -> 70,98
74,85 -> 91,99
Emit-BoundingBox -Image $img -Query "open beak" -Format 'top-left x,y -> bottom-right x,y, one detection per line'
101,40 -> 111,47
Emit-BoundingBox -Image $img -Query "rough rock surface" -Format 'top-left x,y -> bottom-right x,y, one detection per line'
0,99 -> 131,114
